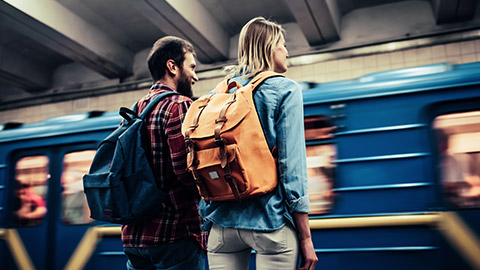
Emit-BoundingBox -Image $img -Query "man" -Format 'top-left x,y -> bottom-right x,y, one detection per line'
121,36 -> 206,270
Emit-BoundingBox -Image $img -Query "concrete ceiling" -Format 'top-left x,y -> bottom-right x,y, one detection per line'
0,0 -> 479,110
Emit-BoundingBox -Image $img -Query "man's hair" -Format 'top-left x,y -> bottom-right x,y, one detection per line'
147,36 -> 195,81
232,17 -> 284,78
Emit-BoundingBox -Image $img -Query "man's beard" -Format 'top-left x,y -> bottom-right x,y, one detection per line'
176,69 -> 193,98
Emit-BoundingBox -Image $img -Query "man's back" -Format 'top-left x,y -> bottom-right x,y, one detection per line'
122,35 -> 205,270
121,85 -> 205,249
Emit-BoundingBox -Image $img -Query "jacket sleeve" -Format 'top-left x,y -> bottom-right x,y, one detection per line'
275,79 -> 311,214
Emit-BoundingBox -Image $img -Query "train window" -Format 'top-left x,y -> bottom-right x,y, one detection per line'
61,150 -> 96,225
304,116 -> 335,140
304,116 -> 336,214
14,156 -> 49,226
434,111 -> 480,209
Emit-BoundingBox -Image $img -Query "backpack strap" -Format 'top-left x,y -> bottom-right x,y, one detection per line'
248,71 -> 284,90
139,91 -> 178,120
119,91 -> 178,122
214,71 -> 283,94
184,94 -> 215,201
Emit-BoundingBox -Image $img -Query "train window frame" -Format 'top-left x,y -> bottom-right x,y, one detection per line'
304,115 -> 337,215
430,98 -> 480,210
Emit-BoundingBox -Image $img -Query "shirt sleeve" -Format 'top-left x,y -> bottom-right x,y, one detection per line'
164,99 -> 195,187
275,79 -> 311,214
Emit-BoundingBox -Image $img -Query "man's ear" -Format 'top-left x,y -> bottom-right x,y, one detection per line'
166,59 -> 177,76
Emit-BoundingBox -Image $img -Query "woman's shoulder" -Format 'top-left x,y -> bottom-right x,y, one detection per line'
261,75 -> 301,93
228,73 -> 300,94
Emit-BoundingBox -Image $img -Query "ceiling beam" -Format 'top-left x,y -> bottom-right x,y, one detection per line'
0,0 -> 133,78
431,0 -> 478,24
0,46 -> 51,90
55,0 -> 135,49
285,0 -> 341,46
130,0 -> 229,63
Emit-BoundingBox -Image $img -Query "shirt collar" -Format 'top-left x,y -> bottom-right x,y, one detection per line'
150,83 -> 176,92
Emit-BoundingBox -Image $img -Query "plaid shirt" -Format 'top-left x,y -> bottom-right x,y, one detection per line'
121,84 -> 207,250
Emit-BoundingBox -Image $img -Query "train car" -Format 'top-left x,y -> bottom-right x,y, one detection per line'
1,61 -> 480,270
302,62 -> 480,270
0,111 -> 125,270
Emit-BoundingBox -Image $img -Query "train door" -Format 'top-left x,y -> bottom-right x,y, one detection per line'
53,145 -> 97,270
8,143 -> 97,270
10,150 -> 51,270
432,107 -> 480,270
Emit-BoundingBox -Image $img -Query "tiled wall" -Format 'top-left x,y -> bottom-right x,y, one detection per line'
1,39 -> 479,125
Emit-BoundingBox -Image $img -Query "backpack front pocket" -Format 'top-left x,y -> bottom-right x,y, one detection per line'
191,144 -> 249,201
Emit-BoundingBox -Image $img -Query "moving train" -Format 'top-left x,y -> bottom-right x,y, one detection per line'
1,61 -> 479,270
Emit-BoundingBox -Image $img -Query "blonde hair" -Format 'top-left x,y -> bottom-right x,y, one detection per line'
231,17 -> 285,78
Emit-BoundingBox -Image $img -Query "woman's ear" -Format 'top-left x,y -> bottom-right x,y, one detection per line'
166,59 -> 177,76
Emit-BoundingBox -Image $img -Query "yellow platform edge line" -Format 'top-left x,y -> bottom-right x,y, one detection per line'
309,212 -> 480,270
65,226 -> 121,270
439,212 -> 480,270
309,213 -> 441,229
0,228 -> 35,270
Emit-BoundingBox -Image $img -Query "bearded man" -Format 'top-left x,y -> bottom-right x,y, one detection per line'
121,36 -> 206,270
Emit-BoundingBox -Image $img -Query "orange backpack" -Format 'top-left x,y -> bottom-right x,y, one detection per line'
182,71 -> 282,201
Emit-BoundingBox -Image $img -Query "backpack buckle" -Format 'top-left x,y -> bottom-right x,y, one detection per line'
214,137 -> 225,146
215,117 -> 227,124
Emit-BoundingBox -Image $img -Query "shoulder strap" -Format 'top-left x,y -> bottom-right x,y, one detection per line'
139,91 -> 178,120
215,71 -> 284,94
248,71 -> 284,90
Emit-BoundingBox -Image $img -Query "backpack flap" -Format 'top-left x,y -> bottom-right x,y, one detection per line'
185,92 -> 252,139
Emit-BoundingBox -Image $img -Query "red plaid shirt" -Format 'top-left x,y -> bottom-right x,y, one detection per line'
121,84 -> 207,250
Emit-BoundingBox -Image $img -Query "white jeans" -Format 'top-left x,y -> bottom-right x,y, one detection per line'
207,224 -> 299,270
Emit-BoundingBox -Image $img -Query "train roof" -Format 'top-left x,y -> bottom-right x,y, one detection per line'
0,111 -> 121,143
302,62 -> 480,105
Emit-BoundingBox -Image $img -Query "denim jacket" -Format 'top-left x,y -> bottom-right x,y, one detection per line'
198,74 -> 310,231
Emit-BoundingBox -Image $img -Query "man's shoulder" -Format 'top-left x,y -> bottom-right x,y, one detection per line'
169,93 -> 193,102
153,92 -> 192,108
157,93 -> 192,119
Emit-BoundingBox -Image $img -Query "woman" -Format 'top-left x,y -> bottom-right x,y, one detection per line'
198,17 -> 318,270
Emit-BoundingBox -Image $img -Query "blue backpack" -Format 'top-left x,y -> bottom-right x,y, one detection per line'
83,91 -> 177,224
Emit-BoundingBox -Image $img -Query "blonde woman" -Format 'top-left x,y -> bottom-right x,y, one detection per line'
199,17 -> 318,270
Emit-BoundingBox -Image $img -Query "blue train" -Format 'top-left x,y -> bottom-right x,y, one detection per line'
1,61 -> 480,270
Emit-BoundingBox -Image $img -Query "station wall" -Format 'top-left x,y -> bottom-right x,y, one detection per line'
1,39 -> 479,125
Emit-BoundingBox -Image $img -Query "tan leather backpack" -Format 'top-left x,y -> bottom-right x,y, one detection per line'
182,71 -> 282,201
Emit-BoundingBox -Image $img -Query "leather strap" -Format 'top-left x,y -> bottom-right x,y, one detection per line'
214,93 -> 236,168
184,94 -> 214,201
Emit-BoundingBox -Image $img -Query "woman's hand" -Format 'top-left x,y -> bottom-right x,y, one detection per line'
293,212 -> 318,270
